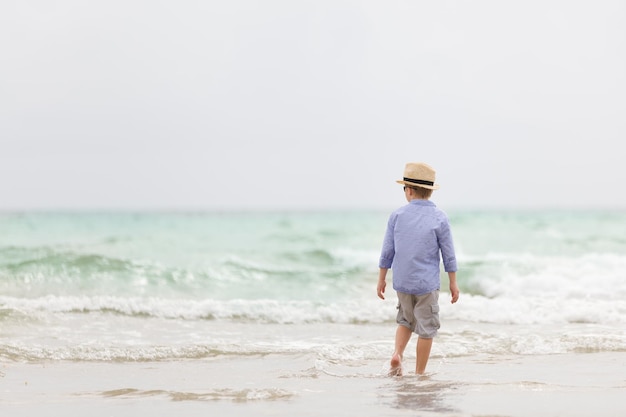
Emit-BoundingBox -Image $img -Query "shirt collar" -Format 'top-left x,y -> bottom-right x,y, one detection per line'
409,199 -> 435,207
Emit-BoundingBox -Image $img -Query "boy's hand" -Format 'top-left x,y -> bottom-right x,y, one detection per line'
449,282 -> 460,304
377,279 -> 386,300
377,268 -> 388,300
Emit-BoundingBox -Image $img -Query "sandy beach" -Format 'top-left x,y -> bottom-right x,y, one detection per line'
3,346 -> 625,417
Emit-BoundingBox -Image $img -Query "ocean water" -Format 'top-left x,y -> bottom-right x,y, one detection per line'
1,209 -> 626,415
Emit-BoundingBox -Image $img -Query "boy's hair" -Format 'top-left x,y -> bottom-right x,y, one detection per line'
407,185 -> 433,199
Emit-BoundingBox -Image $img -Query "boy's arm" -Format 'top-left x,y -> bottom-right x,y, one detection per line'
448,271 -> 459,304
377,268 -> 388,300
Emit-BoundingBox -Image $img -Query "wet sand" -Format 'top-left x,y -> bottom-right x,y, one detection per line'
2,351 -> 625,417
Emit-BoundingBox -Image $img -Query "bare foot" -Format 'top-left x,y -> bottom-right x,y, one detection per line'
388,353 -> 402,376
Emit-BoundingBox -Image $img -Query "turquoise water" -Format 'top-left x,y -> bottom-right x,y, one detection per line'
0,211 -> 384,300
1,209 -> 625,361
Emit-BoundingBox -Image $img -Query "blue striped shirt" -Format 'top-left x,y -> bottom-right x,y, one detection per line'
379,199 -> 457,295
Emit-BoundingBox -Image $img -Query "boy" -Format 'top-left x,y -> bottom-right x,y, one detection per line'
377,162 -> 459,376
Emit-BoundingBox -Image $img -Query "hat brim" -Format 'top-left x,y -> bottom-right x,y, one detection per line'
396,180 -> 440,190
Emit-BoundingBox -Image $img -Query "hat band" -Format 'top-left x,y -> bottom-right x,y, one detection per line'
404,177 -> 434,186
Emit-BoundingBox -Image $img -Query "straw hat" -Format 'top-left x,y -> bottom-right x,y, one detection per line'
396,162 -> 440,190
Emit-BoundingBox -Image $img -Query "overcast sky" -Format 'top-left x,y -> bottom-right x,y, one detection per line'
2,1 -> 625,211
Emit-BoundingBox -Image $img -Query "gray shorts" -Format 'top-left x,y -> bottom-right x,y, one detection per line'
396,290 -> 440,338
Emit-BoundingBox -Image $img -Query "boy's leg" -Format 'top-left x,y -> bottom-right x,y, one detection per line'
415,337 -> 433,375
413,291 -> 439,375
390,325 -> 412,375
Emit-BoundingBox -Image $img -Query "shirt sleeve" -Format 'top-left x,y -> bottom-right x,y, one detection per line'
378,214 -> 396,269
438,217 -> 458,272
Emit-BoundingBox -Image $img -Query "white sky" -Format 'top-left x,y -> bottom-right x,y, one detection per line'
1,0 -> 625,211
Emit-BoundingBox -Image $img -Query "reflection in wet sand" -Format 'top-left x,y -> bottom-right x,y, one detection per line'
380,375 -> 460,413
